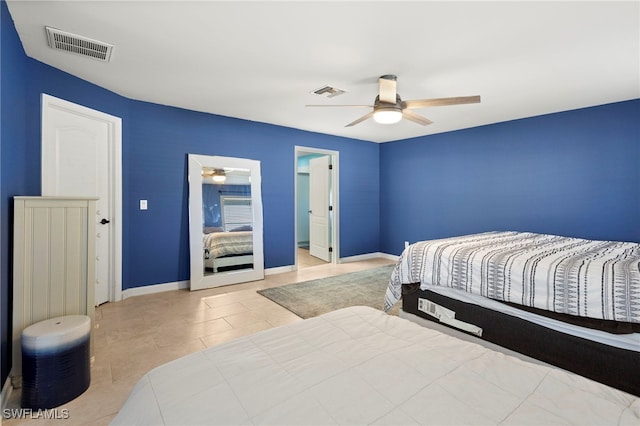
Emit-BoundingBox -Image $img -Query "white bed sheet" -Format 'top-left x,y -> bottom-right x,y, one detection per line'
111,306 -> 639,425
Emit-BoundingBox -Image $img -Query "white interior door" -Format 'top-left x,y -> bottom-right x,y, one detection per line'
41,94 -> 122,305
309,156 -> 331,262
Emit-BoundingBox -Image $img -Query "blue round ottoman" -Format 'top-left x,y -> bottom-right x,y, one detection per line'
21,315 -> 91,409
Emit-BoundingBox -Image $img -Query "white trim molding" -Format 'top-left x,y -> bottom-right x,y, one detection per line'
265,265 -> 296,275
121,253 -> 399,300
122,281 -> 189,299
341,252 -> 399,263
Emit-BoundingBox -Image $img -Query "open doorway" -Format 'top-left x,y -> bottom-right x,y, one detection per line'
294,147 -> 339,269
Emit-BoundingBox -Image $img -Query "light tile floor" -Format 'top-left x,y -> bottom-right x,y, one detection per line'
297,247 -> 329,268
4,256 -> 394,425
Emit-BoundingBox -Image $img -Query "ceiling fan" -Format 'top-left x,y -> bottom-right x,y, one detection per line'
307,75 -> 480,127
202,168 -> 226,183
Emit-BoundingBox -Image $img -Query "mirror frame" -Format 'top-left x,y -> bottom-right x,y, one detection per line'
188,154 -> 264,290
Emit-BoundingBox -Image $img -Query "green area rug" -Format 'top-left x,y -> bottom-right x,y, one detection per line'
257,264 -> 398,319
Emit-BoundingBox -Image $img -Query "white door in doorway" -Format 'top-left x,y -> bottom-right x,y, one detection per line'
309,156 -> 331,262
41,94 -> 122,305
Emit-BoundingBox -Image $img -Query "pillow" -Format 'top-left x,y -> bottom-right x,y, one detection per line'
230,225 -> 252,232
203,226 -> 223,234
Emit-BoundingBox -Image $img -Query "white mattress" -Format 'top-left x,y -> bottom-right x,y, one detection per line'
111,306 -> 639,426
425,285 -> 640,352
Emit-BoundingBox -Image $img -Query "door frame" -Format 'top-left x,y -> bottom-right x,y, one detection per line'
41,94 -> 123,303
294,146 -> 339,268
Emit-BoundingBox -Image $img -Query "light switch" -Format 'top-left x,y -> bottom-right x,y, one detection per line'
140,199 -> 148,210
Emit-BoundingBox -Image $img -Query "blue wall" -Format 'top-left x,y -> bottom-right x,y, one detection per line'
125,101 -> 380,288
2,40 -> 381,289
1,0 -> 380,385
1,0 -> 30,386
2,0 -> 132,385
203,184 -> 252,228
380,99 -> 640,254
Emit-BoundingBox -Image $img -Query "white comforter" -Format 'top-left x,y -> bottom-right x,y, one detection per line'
111,306 -> 639,425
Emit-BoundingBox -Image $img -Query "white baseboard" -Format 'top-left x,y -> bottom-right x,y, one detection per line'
340,252 -> 399,263
1,375 -> 13,412
122,280 -> 189,299
120,267 -> 296,297
121,253 -> 399,299
265,265 -> 296,275
378,252 -> 400,261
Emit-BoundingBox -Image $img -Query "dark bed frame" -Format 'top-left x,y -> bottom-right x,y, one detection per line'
402,285 -> 640,396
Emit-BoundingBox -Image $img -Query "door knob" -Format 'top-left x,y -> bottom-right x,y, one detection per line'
100,218 -> 110,225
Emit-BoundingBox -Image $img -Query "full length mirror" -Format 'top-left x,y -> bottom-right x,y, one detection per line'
188,154 -> 264,290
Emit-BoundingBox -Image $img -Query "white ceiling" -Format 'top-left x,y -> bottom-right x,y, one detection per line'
6,1 -> 639,143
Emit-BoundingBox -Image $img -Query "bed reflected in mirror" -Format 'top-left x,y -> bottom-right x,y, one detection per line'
188,154 -> 264,291
202,167 -> 254,276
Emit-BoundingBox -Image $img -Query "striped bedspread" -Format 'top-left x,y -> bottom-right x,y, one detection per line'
384,231 -> 640,323
203,230 -> 253,258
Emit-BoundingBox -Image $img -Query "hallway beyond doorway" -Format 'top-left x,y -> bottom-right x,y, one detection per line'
297,247 -> 328,268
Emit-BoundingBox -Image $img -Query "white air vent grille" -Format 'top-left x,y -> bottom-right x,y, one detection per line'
45,27 -> 113,62
311,85 -> 346,98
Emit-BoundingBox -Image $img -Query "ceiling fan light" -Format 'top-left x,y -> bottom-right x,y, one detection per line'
212,175 -> 226,183
373,109 -> 402,124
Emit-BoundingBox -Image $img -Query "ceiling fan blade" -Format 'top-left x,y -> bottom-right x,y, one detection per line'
305,104 -> 372,107
345,111 -> 374,127
402,110 -> 433,126
379,75 -> 397,104
404,95 -> 481,109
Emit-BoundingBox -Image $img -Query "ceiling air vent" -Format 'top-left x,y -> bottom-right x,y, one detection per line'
311,85 -> 346,98
45,26 -> 114,62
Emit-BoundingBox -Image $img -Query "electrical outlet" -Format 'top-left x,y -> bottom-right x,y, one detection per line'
140,200 -> 148,210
